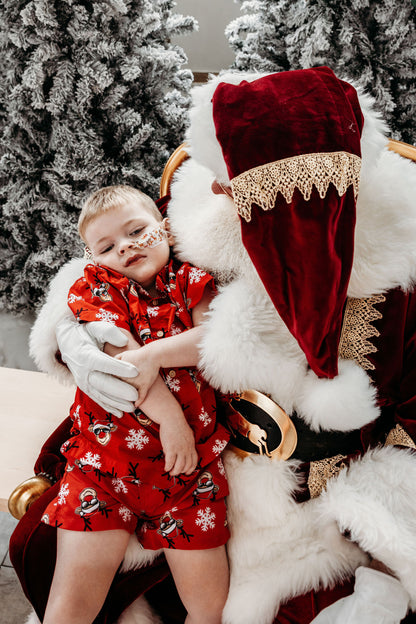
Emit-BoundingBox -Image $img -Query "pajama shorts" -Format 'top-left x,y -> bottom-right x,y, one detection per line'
42,456 -> 230,550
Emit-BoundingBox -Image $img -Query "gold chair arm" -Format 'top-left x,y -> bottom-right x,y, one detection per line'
8,475 -> 53,520
159,142 -> 189,198
388,139 -> 416,163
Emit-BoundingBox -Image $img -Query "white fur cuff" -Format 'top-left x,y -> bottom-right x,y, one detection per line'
29,258 -> 87,383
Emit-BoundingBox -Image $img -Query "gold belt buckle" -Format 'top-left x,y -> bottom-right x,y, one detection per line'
226,390 -> 297,460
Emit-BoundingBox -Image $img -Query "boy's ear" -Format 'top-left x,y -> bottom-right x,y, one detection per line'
163,218 -> 175,245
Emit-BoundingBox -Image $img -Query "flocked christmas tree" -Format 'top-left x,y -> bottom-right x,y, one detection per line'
0,0 -> 196,314
226,0 -> 416,143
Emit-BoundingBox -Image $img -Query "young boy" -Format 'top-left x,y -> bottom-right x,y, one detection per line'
42,185 -> 230,624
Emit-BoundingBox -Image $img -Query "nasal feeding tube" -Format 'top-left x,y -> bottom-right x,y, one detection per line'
130,223 -> 167,250
84,223 -> 167,260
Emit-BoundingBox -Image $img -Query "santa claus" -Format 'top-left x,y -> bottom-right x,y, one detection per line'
13,66 -> 416,624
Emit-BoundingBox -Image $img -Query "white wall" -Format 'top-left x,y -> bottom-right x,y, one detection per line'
0,312 -> 36,371
173,0 -> 241,72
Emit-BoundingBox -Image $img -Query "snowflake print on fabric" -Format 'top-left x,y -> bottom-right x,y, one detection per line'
217,458 -> 226,476
119,506 -> 133,523
166,376 -> 181,393
126,428 -> 150,450
95,308 -> 119,324
68,293 -> 82,304
60,440 -> 71,454
188,267 -> 206,284
56,483 -> 70,506
212,439 -> 228,454
72,404 -> 82,428
170,324 -> 182,336
147,306 -> 159,317
195,506 -> 216,531
112,478 -> 129,494
199,409 -> 212,428
79,452 -> 101,469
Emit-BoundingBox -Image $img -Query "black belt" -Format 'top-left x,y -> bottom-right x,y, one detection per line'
224,391 -> 365,463
290,413 -> 363,462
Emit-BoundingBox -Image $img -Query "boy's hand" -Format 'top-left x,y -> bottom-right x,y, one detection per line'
159,415 -> 198,476
116,347 -> 160,404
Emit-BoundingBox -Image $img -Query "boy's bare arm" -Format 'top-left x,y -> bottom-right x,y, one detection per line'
104,330 -> 197,476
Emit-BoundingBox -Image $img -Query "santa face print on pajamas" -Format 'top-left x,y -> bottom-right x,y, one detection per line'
42,260 -> 230,550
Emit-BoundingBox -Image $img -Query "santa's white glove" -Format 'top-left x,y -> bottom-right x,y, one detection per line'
56,317 -> 138,417
310,567 -> 410,624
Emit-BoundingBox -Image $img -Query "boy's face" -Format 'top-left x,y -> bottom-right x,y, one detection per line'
84,200 -> 171,290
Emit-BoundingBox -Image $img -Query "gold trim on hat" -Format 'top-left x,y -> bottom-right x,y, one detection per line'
230,151 -> 362,222
338,294 -> 386,371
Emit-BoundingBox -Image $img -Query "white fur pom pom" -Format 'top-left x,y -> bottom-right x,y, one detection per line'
295,359 -> 379,432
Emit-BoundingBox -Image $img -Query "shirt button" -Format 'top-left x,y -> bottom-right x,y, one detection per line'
156,330 -> 164,338
152,299 -> 158,305
168,370 -> 176,378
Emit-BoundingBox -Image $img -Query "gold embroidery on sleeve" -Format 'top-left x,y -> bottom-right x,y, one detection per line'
338,294 -> 386,371
307,454 -> 348,499
385,424 -> 416,450
231,151 -> 361,222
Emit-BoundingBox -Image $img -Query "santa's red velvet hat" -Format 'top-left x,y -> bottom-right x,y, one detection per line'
212,67 -> 364,379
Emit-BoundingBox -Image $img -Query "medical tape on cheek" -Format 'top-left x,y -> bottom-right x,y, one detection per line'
131,224 -> 167,250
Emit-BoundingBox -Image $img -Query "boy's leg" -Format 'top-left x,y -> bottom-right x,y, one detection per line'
164,545 -> 229,624
43,527 -> 131,624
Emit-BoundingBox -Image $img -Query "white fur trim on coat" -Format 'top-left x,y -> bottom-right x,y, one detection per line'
116,595 -> 162,624
25,612 -> 41,624
294,359 -> 380,432
29,258 -> 87,384
317,445 -> 416,609
120,535 -> 162,573
349,144 -> 416,298
198,277 -> 308,414
168,158 -> 254,284
222,451 -> 368,624
198,277 -> 379,433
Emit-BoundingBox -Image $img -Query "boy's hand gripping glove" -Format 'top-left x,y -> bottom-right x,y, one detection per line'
56,317 -> 138,417
311,566 -> 410,624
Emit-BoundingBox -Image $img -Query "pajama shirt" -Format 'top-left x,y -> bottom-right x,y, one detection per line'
42,260 -> 230,550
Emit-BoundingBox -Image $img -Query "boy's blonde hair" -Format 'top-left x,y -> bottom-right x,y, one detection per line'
78,185 -> 162,242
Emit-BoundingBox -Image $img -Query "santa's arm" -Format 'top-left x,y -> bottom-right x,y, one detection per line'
29,258 -> 87,383
29,257 -> 139,416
